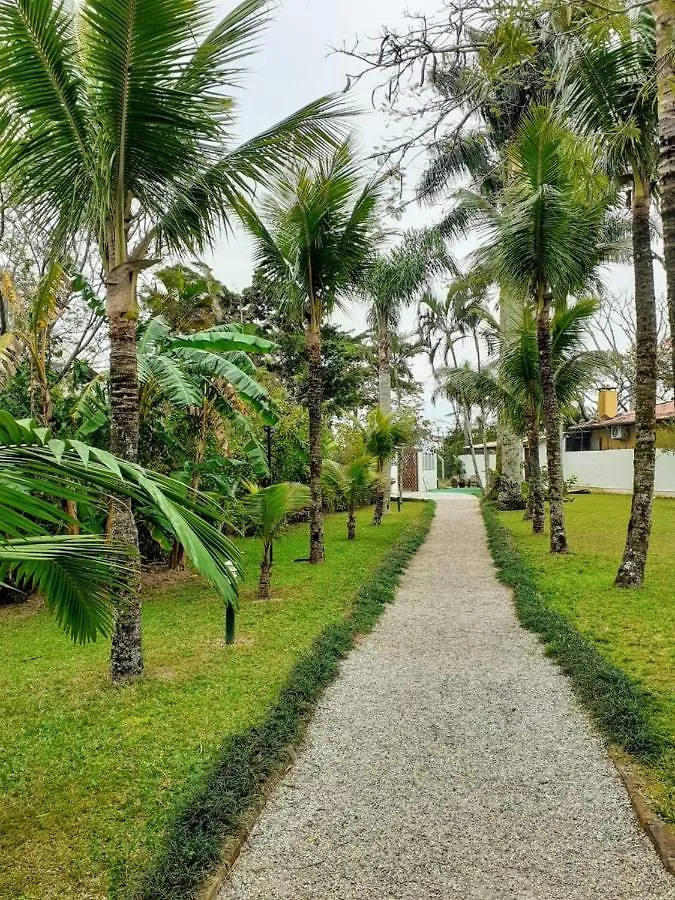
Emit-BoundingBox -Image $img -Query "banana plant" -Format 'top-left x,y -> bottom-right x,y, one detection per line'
0,412 -> 241,647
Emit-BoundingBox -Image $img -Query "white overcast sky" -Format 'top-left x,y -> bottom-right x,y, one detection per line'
206,0 -> 457,430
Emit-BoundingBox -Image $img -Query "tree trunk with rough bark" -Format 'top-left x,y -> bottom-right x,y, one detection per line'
536,289 -> 568,553
497,288 -> 526,510
377,317 -> 393,512
653,1 -> 675,393
616,187 -> 658,586
306,318 -> 325,563
527,414 -> 544,534
347,509 -> 356,540
107,264 -> 143,682
259,541 -> 272,600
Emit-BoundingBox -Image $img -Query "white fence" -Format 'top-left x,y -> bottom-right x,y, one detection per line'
459,445 -> 675,495
563,448 -> 675,495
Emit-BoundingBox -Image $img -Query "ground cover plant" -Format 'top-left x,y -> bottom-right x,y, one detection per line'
489,494 -> 674,823
0,503 -> 430,900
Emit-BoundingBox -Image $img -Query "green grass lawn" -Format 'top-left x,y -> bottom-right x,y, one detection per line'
498,494 -> 675,822
0,503 -> 426,900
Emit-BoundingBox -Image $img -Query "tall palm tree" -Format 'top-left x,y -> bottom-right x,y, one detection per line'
364,409 -> 412,525
650,3 -> 675,394
322,456 -> 377,540
418,290 -> 484,487
0,413 -> 240,648
244,482 -> 310,600
445,273 -> 496,489
486,108 -> 622,553
438,298 -> 609,534
562,12 -> 659,584
364,230 -> 451,509
0,0 -> 347,678
236,143 -> 383,563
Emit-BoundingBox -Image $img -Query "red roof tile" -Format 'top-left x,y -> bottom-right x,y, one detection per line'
578,400 -> 675,430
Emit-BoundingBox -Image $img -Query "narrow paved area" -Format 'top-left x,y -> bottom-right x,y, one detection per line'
220,496 -> 674,899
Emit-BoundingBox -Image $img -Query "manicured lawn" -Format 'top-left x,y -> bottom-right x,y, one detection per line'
499,494 -> 675,822
0,503 -> 426,900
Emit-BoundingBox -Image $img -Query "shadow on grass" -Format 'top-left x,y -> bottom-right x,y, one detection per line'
128,502 -> 435,900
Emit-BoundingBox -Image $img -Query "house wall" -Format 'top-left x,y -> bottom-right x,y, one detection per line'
458,450 -> 497,478
418,451 -> 438,491
590,426 -> 635,451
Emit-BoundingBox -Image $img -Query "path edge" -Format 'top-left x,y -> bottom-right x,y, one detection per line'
135,500 -> 435,900
480,500 -> 675,877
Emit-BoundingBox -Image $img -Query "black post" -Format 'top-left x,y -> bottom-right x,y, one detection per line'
225,603 -> 235,645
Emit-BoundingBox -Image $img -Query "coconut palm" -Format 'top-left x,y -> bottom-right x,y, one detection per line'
236,142 -> 384,563
437,298 -> 609,534
364,229 -> 451,511
0,0 -> 348,678
364,409 -> 412,525
561,12 -> 659,583
322,456 -> 377,540
445,272 -> 497,489
486,107 -> 623,553
244,482 -> 311,600
418,290 -> 484,487
0,412 -> 240,651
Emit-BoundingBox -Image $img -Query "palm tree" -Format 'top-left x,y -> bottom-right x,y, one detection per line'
322,456 -> 377,539
244,482 -> 310,600
0,413 -> 240,652
418,290 -> 484,488
445,273 -> 496,489
561,13 -> 660,584
486,108 -> 622,553
438,298 -> 609,534
0,0 -> 347,678
364,230 -> 451,509
364,409 -> 412,525
236,143 -> 383,563
416,23 -> 557,512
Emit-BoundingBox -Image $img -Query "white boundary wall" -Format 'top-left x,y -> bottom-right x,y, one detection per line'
459,446 -> 675,494
563,448 -> 675,495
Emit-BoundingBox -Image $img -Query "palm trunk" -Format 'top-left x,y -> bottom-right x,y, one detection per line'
372,466 -> 385,525
107,264 -> 143,682
450,344 -> 482,488
527,414 -> 544,535
306,318 -> 324,563
497,288 -> 526,510
259,541 -> 272,600
347,509 -> 356,540
536,288 -> 567,553
473,331 -> 491,491
653,1 -> 675,393
377,317 -> 393,513
616,186 -> 658,586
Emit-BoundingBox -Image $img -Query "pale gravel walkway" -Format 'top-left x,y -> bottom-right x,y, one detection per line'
219,495 -> 674,900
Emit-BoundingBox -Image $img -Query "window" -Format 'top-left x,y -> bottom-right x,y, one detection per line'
422,452 -> 436,471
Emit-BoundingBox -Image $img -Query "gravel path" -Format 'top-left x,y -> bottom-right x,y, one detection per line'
219,496 -> 674,900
